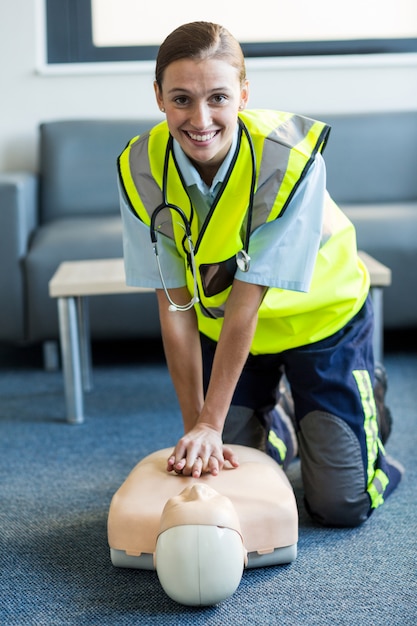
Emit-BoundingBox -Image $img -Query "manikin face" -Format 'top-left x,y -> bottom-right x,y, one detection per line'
158,483 -> 242,532
154,57 -> 249,185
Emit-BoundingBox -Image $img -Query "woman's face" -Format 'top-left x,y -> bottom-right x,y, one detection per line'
154,57 -> 249,184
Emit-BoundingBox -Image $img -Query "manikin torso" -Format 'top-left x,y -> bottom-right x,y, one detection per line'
108,444 -> 298,564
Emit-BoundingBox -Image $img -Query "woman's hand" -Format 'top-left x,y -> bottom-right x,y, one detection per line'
167,423 -> 239,478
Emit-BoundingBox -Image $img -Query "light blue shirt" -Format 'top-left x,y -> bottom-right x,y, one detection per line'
173,126 -> 239,205
120,134 -> 326,293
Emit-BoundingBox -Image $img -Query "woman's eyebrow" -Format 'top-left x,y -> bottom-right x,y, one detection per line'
167,86 -> 231,95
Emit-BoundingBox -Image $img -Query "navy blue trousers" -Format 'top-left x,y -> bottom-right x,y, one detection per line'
201,296 -> 402,526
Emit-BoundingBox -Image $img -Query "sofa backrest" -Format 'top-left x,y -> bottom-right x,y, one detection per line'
39,119 -> 160,222
317,111 -> 417,204
39,112 -> 417,222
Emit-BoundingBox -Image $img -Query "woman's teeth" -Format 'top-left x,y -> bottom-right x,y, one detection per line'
187,131 -> 216,142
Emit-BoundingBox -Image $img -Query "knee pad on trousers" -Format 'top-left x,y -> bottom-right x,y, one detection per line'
298,411 -> 370,527
223,405 -> 266,451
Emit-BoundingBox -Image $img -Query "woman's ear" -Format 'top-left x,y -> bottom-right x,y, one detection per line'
239,80 -> 250,110
154,81 -> 165,113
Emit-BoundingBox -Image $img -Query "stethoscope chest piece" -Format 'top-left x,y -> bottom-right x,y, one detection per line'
236,249 -> 251,272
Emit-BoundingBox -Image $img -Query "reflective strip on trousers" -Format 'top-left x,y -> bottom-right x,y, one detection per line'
353,369 -> 389,509
268,430 -> 287,463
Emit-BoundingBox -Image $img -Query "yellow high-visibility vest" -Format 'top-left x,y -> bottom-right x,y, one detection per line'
118,110 -> 369,354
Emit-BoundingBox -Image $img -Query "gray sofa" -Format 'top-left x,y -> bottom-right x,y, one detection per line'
322,111 -> 417,329
0,112 -> 416,356
0,120 -> 161,349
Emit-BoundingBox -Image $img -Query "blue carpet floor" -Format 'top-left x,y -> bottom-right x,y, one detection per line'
0,338 -> 416,625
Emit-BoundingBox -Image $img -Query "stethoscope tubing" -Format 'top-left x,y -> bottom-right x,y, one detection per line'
150,119 -> 256,310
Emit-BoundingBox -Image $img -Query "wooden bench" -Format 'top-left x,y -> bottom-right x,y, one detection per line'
49,253 -> 391,424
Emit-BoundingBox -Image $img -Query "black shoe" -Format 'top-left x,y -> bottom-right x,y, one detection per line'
374,363 -> 393,445
278,373 -> 295,423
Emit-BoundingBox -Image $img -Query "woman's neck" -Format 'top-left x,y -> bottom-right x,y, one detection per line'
192,161 -> 220,187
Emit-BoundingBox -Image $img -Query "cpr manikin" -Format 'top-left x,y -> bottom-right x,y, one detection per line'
108,445 -> 298,606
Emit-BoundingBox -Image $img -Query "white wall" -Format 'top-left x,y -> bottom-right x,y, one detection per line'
1,0 -> 417,173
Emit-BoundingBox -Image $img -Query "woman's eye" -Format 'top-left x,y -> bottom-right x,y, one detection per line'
212,94 -> 227,104
174,96 -> 189,106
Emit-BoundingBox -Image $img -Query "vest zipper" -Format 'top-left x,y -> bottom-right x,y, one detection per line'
193,124 -> 244,255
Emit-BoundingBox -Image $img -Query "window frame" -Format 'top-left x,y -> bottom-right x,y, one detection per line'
45,0 -> 417,65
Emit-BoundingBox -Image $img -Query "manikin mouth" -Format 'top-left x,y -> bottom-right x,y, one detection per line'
186,130 -> 218,142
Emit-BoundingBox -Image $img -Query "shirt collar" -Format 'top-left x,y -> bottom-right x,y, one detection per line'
172,125 -> 239,196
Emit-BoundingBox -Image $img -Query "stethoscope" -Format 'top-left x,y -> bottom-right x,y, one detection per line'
150,119 -> 256,312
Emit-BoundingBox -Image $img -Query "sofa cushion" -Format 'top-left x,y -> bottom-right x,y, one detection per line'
342,202 -> 417,328
321,112 -> 417,204
342,202 -> 417,249
39,120 -> 159,222
24,216 -> 160,341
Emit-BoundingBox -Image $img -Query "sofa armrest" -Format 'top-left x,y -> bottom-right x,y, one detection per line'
0,172 -> 38,341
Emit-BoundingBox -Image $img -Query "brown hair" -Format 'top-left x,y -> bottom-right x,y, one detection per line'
155,22 -> 246,89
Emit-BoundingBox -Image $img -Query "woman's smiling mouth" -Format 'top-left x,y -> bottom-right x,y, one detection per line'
186,130 -> 218,142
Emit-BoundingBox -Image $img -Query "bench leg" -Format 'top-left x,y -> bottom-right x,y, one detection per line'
370,286 -> 384,364
58,296 -> 84,424
43,340 -> 60,371
77,296 -> 93,392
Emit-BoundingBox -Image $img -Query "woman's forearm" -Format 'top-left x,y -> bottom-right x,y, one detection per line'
198,280 -> 266,431
157,281 -> 265,438
156,288 -> 205,433
161,280 -> 266,477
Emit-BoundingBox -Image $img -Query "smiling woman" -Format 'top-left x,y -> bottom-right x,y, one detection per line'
116,20 -> 403,528
43,0 -> 417,64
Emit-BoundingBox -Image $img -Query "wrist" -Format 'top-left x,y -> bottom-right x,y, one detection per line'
196,412 -> 225,435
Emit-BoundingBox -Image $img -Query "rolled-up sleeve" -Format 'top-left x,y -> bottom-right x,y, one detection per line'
119,184 -> 186,288
236,154 -> 326,292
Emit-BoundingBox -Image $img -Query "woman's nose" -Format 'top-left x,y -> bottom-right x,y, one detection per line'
190,103 -> 211,129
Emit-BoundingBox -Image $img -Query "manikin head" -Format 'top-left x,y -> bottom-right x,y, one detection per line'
154,483 -> 247,606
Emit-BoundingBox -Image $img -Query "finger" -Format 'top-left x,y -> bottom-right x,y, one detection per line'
192,457 -> 204,478
196,453 -> 212,472
167,442 -> 188,473
167,454 -> 176,472
184,451 -> 209,477
208,455 -> 220,476
174,458 -> 186,474
223,446 -> 240,468
167,451 -> 186,472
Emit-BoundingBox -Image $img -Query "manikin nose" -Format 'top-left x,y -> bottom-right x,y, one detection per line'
184,483 -> 218,502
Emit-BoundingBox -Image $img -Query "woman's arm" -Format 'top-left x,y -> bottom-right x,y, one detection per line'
166,279 -> 266,478
157,286 -> 236,476
156,287 -> 205,433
